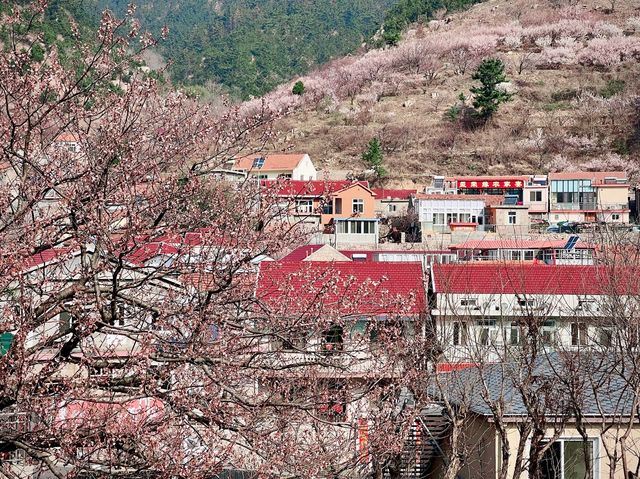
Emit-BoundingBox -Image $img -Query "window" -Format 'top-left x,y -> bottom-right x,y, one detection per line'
252,157 -> 265,169
279,173 -> 292,179
578,300 -> 596,312
452,322 -> 468,346
388,204 -> 397,212
571,322 -> 589,346
323,324 -> 344,354
511,250 -> 522,261
319,380 -> 347,422
530,191 -> 543,202
524,250 -> 535,261
541,439 -> 595,479
295,199 -> 313,214
335,198 -> 342,215
257,174 -> 268,180
477,320 -> 497,346
518,298 -> 535,308
508,322 -> 520,345
322,203 -> 333,214
109,302 -> 127,327
612,213 -> 620,221
433,213 -> 445,225
508,211 -> 517,224
542,321 -> 557,345
598,327 -> 613,348
275,333 -> 306,351
59,311 -> 73,335
352,199 -> 364,214
460,298 -> 478,308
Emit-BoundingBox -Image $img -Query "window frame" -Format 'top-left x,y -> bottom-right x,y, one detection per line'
539,437 -> 597,479
352,198 -> 364,214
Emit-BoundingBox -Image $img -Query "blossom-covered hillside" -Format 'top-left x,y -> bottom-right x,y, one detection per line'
241,0 -> 640,186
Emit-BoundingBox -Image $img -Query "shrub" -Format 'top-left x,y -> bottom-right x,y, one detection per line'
599,79 -> 625,99
292,80 -> 305,95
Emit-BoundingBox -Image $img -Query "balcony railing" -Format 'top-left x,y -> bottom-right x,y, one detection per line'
551,202 -> 628,211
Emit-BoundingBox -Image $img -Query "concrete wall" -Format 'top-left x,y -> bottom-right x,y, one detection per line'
523,186 -> 548,213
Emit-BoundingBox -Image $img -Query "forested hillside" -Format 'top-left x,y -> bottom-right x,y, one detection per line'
92,0 -> 398,98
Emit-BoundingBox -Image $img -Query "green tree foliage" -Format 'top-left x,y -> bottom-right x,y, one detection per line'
380,0 -> 485,46
292,80 -> 305,96
88,0 -> 396,99
362,138 -> 387,180
469,58 -> 512,121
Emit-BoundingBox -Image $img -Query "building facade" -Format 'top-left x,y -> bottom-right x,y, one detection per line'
233,153 -> 317,180
548,172 -> 629,224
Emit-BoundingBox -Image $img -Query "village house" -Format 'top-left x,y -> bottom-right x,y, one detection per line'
548,171 -> 630,224
428,263 -> 638,364
255,259 -> 428,472
371,188 -> 416,216
431,352 -> 640,479
232,153 -> 317,180
413,193 -> 504,234
264,179 -> 368,227
321,182 -> 379,245
427,175 -> 531,202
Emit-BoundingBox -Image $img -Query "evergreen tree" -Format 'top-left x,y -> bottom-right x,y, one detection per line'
362,138 -> 386,180
292,80 -> 305,95
469,58 -> 513,121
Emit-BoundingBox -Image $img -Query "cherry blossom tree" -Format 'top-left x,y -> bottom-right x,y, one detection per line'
0,3 -> 445,478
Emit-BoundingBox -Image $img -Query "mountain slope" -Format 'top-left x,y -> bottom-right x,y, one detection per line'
91,0 -> 398,98
247,0 -> 640,186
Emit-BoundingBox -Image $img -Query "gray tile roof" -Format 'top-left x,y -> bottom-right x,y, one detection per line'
435,352 -> 637,418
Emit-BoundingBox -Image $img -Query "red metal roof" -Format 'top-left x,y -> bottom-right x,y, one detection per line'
257,261 -> 427,315
432,263 -> 638,295
24,247 -> 73,269
263,180 -> 369,197
371,188 -> 416,200
449,239 -> 593,250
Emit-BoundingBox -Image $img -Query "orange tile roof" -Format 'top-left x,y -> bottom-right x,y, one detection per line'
234,153 -> 307,172
55,132 -> 79,143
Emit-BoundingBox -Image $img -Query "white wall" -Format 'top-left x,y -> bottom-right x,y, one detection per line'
292,154 -> 317,181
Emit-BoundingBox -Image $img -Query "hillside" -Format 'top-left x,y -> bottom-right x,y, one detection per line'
245,0 -> 640,187
86,0 -> 397,99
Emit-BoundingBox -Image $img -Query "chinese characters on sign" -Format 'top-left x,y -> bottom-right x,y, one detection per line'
457,179 -> 524,189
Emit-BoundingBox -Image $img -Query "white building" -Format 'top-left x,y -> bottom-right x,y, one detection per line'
429,263 -> 635,364
413,193 -> 502,233
232,153 -> 317,181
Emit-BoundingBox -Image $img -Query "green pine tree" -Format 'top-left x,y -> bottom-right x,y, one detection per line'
362,138 -> 386,180
292,80 -> 305,95
469,58 -> 513,121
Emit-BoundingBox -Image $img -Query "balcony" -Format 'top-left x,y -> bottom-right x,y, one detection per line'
551,202 -> 597,211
